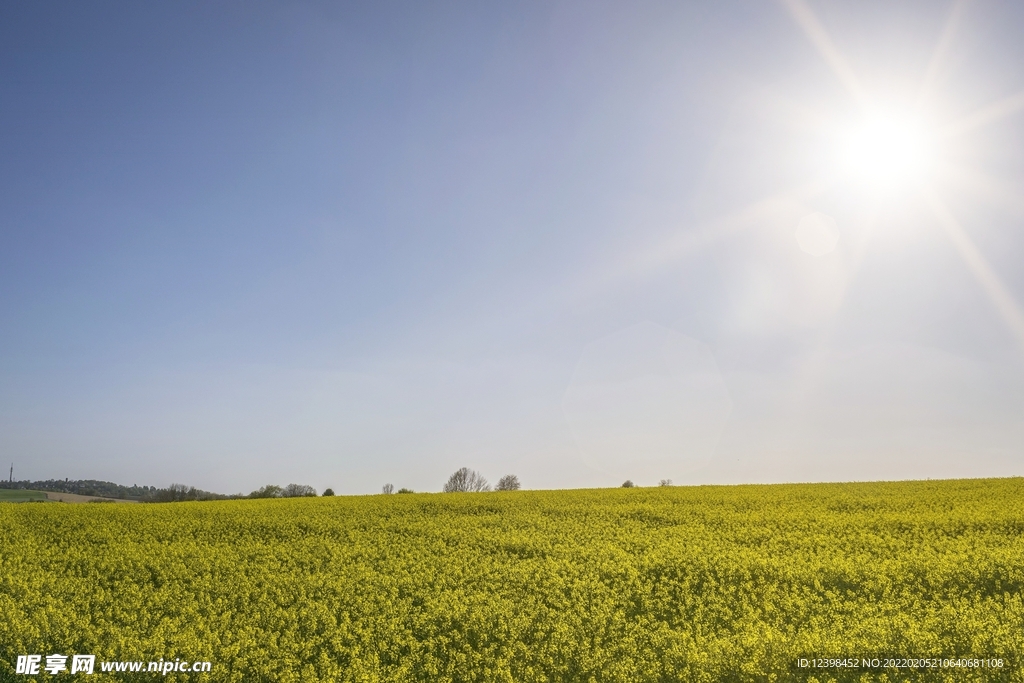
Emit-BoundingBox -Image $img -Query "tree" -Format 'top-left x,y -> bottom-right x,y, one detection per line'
397,488 -> 414,494
621,480 -> 635,488
250,484 -> 283,499
495,474 -> 520,491
659,479 -> 673,487
322,488 -> 335,496
282,483 -> 317,498
443,467 -> 491,493
382,483 -> 394,494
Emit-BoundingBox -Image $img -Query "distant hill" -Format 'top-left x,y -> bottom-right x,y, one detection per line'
0,478 -> 327,502
0,478 -> 244,502
1,478 -> 157,500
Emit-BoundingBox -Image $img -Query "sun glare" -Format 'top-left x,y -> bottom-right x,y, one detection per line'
838,111 -> 938,193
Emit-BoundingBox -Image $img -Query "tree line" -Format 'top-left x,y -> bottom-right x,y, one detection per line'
147,483 -> 322,502
4,471 -> 672,503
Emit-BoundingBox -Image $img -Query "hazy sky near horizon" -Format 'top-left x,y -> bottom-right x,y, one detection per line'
3,1 -> 1024,494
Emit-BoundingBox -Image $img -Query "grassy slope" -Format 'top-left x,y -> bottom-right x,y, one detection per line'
1,478 -> 1023,682
0,489 -> 47,502
42,491 -> 137,504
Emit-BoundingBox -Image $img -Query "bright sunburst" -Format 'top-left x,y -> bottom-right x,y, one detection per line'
609,0 -> 1024,352
837,110 -> 938,193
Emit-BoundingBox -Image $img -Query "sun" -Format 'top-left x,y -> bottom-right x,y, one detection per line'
837,110 -> 938,193
778,0 -> 1024,352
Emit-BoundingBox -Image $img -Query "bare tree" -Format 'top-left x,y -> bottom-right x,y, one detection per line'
282,483 -> 317,498
659,479 -> 673,487
154,483 -> 202,502
621,480 -> 635,488
382,483 -> 394,494
495,474 -> 520,491
443,467 -> 491,492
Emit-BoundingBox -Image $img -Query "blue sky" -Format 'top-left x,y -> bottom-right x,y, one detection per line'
2,1 -> 1023,494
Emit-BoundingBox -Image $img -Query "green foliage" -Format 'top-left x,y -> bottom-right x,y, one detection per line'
396,488 -> 414,494
621,479 -> 635,488
247,484 -> 317,499
2,479 -> 1024,681
249,484 -> 283,499
322,488 -> 335,497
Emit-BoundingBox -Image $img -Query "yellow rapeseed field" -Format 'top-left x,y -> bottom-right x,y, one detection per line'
1,479 -> 1023,682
